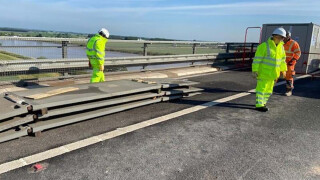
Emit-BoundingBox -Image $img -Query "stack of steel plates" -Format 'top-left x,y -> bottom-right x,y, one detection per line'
0,79 -> 202,143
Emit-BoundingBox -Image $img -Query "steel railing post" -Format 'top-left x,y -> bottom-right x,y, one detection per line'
62,41 -> 69,59
143,43 -> 149,56
192,44 -> 197,54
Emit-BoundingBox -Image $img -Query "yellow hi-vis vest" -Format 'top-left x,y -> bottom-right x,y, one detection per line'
86,34 -> 108,69
252,38 -> 287,80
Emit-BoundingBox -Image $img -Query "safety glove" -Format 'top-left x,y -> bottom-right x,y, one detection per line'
252,71 -> 258,78
99,65 -> 104,72
288,58 -> 297,66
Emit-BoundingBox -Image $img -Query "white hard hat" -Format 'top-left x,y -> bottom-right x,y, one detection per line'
99,28 -> 109,38
272,27 -> 286,38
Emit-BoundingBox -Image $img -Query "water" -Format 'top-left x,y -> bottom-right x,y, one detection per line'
0,40 -> 138,59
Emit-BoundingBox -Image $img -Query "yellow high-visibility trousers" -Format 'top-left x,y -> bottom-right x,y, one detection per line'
90,69 -> 105,83
255,78 -> 275,107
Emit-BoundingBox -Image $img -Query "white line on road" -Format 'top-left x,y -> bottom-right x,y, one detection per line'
0,74 -> 311,175
175,66 -> 251,79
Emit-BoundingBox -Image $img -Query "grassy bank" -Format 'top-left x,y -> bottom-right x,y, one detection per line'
0,50 -> 31,60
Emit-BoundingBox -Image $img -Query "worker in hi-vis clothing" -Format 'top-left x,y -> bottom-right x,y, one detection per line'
252,27 -> 287,112
283,31 -> 301,96
86,28 -> 109,83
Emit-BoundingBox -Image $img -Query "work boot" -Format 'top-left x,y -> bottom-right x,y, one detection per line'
285,91 -> 292,96
255,106 -> 269,112
285,89 -> 292,96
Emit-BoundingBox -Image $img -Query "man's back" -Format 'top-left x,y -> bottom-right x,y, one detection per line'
86,34 -> 108,69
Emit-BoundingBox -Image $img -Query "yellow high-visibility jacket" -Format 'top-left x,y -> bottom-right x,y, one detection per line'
86,34 -> 108,70
252,38 -> 287,80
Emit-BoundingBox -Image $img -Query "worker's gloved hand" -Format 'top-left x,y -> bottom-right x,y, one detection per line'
99,65 -> 104,72
288,58 -> 297,66
281,71 -> 286,79
252,71 -> 258,78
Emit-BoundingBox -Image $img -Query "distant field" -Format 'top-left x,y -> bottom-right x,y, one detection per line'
106,42 -> 225,55
0,30 -> 87,38
72,41 -> 225,55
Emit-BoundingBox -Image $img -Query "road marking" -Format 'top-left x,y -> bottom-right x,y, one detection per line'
310,166 -> 320,176
0,74 -> 311,175
176,67 -> 250,79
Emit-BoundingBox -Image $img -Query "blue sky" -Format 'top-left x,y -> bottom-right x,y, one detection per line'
0,0 -> 319,42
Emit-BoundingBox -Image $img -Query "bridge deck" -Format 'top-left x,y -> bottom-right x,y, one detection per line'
0,69 -> 319,179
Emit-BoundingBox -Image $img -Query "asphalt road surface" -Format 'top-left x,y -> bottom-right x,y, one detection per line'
1,69 -> 320,180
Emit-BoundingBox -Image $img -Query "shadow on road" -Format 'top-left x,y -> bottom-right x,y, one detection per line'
201,87 -> 245,94
216,103 -> 255,110
273,77 -> 320,99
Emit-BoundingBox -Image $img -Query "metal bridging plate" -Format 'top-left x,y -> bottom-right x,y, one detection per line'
0,115 -> 34,132
0,95 -> 29,121
163,87 -> 203,96
0,127 -> 29,144
30,98 -> 162,133
39,92 -> 162,119
11,80 -> 162,110
133,78 -> 199,88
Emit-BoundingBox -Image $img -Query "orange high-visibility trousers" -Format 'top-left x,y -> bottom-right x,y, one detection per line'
285,61 -> 296,89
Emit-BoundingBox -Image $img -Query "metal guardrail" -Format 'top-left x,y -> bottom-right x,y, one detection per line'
0,36 -> 258,83
0,36 -> 258,57
0,36 -> 225,44
0,52 -> 254,74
